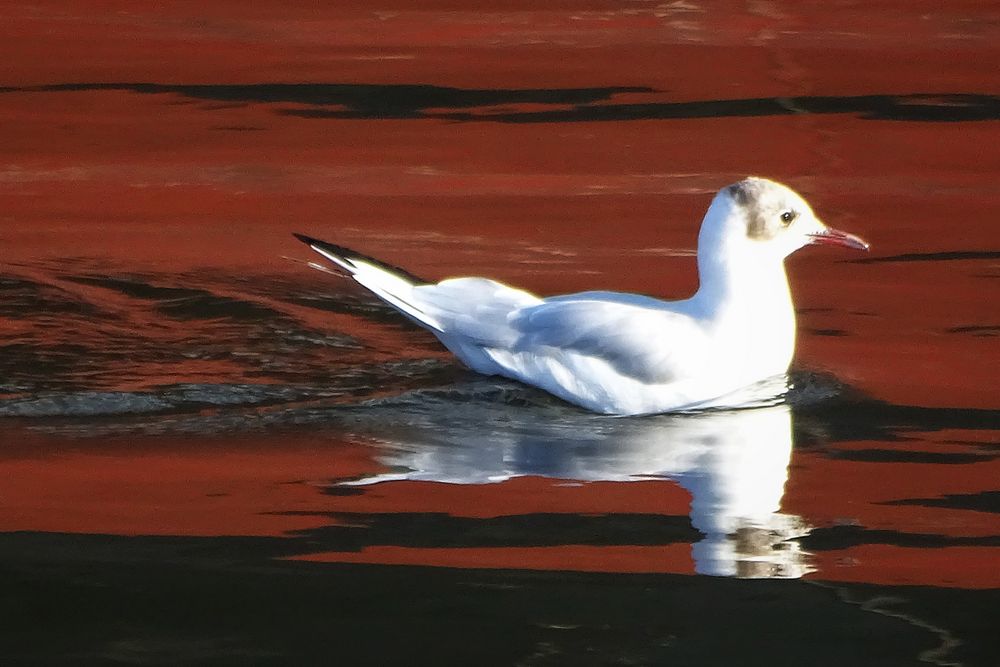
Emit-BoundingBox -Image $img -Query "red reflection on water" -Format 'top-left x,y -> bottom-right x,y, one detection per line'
0,431 -> 376,537
2,1 -> 999,589
3,428 -> 998,588
812,546 -> 1000,590
787,446 -> 1000,539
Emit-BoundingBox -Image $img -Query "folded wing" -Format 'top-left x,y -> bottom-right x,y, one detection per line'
508,298 -> 705,385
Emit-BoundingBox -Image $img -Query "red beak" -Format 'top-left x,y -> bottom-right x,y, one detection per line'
808,227 -> 869,251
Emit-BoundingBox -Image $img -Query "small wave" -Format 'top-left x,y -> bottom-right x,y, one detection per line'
357,377 -> 570,412
0,370 -> 852,427
354,370 -> 847,415
0,383 -> 334,418
784,370 -> 854,407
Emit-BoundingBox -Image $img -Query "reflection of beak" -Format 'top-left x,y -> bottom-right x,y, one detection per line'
808,224 -> 870,251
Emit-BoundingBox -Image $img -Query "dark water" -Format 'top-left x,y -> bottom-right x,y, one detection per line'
3,2 -> 1000,665
2,262 -> 998,665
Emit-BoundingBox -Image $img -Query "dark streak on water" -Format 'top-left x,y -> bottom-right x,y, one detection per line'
251,509 -> 1000,553
851,250 -> 1000,264
794,398 -> 1000,444
946,325 -> 1000,337
800,526 -> 1000,550
282,511 -> 701,549
884,491 -> 1000,514
5,83 -> 1000,123
805,328 -> 848,337
210,124 -> 266,131
825,449 -> 997,464
1,82 -> 652,119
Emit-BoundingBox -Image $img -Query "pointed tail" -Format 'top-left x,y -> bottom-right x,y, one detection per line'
292,233 -> 429,283
293,233 -> 444,332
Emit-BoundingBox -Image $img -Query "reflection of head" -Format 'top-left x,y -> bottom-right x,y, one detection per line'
693,515 -> 812,579
347,399 -> 811,579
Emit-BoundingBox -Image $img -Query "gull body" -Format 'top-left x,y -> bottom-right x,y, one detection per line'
295,177 -> 867,415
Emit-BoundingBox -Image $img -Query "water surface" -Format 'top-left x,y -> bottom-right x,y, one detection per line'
2,2 -> 999,665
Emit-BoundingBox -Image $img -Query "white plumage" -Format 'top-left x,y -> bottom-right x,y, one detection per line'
295,176 -> 867,415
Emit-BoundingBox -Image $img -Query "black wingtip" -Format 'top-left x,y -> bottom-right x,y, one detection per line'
292,232 -> 321,247
291,233 -> 429,284
293,232 -> 353,260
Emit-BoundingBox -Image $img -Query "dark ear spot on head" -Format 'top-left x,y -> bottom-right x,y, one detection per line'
746,211 -> 772,239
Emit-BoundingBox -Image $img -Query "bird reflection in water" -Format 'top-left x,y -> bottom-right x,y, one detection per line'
343,397 -> 812,579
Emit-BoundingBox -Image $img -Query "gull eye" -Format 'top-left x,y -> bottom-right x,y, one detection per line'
779,210 -> 797,226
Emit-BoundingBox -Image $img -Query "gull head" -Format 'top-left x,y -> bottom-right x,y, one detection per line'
700,177 -> 869,262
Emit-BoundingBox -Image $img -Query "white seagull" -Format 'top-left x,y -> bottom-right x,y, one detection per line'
294,177 -> 868,415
